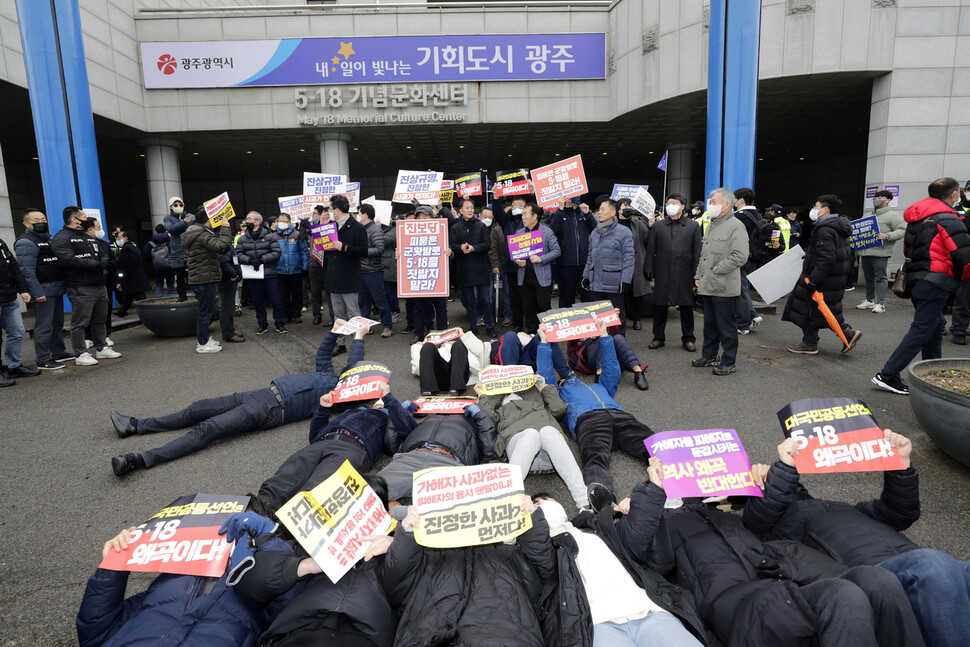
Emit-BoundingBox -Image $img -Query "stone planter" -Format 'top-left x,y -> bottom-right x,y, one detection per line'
135,296 -> 199,338
908,358 -> 970,468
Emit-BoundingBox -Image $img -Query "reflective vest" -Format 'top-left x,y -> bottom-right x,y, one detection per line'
697,212 -> 711,236
773,216 -> 791,252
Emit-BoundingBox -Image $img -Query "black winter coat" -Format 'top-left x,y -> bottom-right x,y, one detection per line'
781,215 -> 853,330
236,227 -> 282,278
119,242 -> 152,295
450,217 -> 492,287
645,216 -> 702,306
324,216 -> 368,293
0,238 -> 28,303
742,461 -> 921,567
399,411 -> 497,465
51,228 -> 110,288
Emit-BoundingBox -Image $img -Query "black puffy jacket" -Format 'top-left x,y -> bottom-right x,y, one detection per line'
236,227 -> 282,278
51,227 -> 110,287
782,215 -> 854,330
0,239 -> 28,303
450,217 -> 492,287
742,461 -> 921,566
400,411 -> 496,465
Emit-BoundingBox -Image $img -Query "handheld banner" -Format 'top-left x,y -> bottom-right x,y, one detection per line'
413,464 -> 532,548
439,180 -> 455,203
507,230 -> 544,261
610,184 -> 649,201
776,398 -> 906,473
393,170 -> 444,204
203,192 -> 236,228
278,195 -> 313,222
309,222 -> 339,253
530,155 -> 587,209
630,186 -> 656,217
412,396 -> 477,415
478,364 -> 537,395
278,460 -> 395,583
454,172 -> 484,198
423,327 -> 463,345
341,181 -> 361,211
332,363 -> 392,403
645,430 -> 763,499
849,214 -> 883,251
332,316 -> 379,335
747,244 -> 804,304
303,172 -> 347,196
397,219 -> 450,297
539,300 -> 620,342
494,169 -> 531,197
98,494 -> 249,577
583,300 -> 621,327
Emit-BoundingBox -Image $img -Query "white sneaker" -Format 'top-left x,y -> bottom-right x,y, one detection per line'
873,303 -> 886,314
751,316 -> 763,327
76,352 -> 99,366
84,340 -> 93,349
105,337 -> 115,347
96,347 -> 122,359
856,300 -> 875,310
196,343 -> 222,354
205,338 -> 221,347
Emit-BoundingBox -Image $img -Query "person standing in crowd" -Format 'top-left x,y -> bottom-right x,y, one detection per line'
487,203 -> 514,326
381,212 -> 400,324
873,178 -> 970,395
646,193 -> 702,352
144,224 -> 174,297
307,204 -> 331,326
182,206 -> 232,353
0,235 -> 39,386
583,198 -> 634,333
236,211 -> 286,335
450,197 -> 496,339
950,181 -> 970,345
856,190 -> 907,314
784,205 -> 803,244
515,203 -> 561,335
115,229 -> 150,318
216,242 -> 244,344
273,212 -> 309,325
732,187 -> 764,334
493,197 -> 526,328
549,197 -> 597,307
692,187 -> 748,375
163,196 -> 193,302
399,205 -> 451,343
783,194 -> 863,356
52,207 -> 120,366
766,203 -> 791,253
325,194 -> 368,350
357,203 -> 393,338
14,208 -> 68,371
81,218 -> 120,348
617,199 -> 652,331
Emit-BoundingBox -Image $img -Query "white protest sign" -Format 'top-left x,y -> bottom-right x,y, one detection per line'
392,170 -> 444,205
630,186 -> 656,217
362,195 -> 393,226
748,243 -> 804,304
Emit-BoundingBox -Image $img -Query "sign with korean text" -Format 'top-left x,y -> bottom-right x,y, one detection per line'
630,186 -> 656,217
884,185 -> 900,207
393,170 -> 444,205
342,181 -> 361,211
331,363 -> 392,404
278,460 -> 395,583
531,155 -> 587,209
278,195 -> 314,222
494,169 -> 532,198
610,184 -> 650,201
310,222 -> 339,253
412,396 -> 477,415
645,430 -> 763,499
332,316 -> 379,335
477,364 -> 537,395
583,300 -> 622,327
98,494 -> 248,577
397,219 -> 450,297
203,192 -> 236,228
776,398 -> 907,474
453,172 -> 484,198
439,180 -> 455,203
413,464 -> 531,548
424,327 -> 463,345
507,230 -> 544,261
539,300 -> 620,342
303,172 -> 347,208
849,214 -> 883,251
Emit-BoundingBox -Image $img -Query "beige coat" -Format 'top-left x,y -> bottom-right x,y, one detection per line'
694,212 -> 749,297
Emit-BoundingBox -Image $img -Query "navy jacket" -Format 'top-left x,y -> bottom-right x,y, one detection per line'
14,228 -> 67,298
275,225 -> 309,275
549,206 -> 596,267
272,332 -> 363,424
309,393 -> 413,466
163,211 -> 191,269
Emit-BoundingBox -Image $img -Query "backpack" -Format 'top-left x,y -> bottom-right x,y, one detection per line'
151,241 -> 172,270
740,210 -> 775,267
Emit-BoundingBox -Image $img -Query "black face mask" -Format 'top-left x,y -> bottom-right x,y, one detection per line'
244,222 -> 256,231
32,223 -> 49,235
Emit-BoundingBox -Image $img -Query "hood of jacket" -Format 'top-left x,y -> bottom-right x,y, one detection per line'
814,214 -> 852,237
904,196 -> 957,223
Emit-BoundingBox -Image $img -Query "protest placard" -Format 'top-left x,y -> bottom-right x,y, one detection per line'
507,230 -> 544,261
278,195 -> 313,222
530,155 -> 587,209
630,186 -> 656,217
439,180 -> 455,203
645,430 -> 763,499
583,300 -> 622,327
332,316 -> 379,335
849,214 -> 883,251
392,170 -> 444,204
412,396 -> 477,415
309,222 -> 339,253
413,464 -> 532,548
454,172 -> 484,197
240,264 -> 264,279
776,398 -> 907,474
278,460 -> 395,583
98,494 -> 249,577
494,169 -> 531,197
538,300 -> 620,342
82,208 -> 105,236
303,172 -> 347,196
203,192 -> 236,228
748,244 -> 804,304
361,196 -> 393,226
477,364 -> 537,395
341,182 -> 361,211
331,363 -> 392,404
397,219 -> 450,298
423,327 -> 463,345
884,185 -> 900,207
610,184 -> 650,201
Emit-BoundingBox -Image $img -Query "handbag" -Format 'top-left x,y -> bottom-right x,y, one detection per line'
892,217 -> 932,299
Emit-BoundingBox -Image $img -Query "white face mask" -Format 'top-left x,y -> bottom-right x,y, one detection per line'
480,218 -> 493,228
278,223 -> 288,231
511,207 -> 524,216
171,206 -> 184,215
665,204 -> 681,217
538,500 -> 568,528
707,202 -> 722,218
691,209 -> 700,216
809,208 -> 821,221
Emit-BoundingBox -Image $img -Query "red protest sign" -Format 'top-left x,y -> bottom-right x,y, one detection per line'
98,494 -> 249,577
454,172 -> 484,198
539,306 -> 598,342
584,300 -> 621,327
413,396 -> 477,415
424,327 -> 463,345
494,169 -> 531,197
332,363 -> 392,404
776,398 -> 907,474
530,155 -> 587,209
397,219 -> 450,298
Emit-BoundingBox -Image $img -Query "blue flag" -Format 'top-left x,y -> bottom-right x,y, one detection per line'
657,151 -> 668,172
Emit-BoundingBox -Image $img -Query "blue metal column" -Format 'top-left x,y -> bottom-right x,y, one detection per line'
704,0 -> 727,198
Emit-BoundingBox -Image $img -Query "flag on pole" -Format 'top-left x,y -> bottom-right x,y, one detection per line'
657,151 -> 668,172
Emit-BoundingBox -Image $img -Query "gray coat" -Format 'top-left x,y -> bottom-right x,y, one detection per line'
235,226 -> 282,278
163,210 -> 191,269
361,220 -> 386,274
694,212 -> 749,298
646,216 -> 702,306
618,216 -> 652,297
382,224 -> 397,283
583,218 -> 635,293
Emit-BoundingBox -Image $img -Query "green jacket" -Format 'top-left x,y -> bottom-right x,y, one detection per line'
477,382 -> 567,457
694,212 -> 749,298
857,206 -> 906,258
183,223 -> 232,285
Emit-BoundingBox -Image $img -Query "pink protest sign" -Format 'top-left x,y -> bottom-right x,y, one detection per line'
645,429 -> 763,499
507,231 -> 544,261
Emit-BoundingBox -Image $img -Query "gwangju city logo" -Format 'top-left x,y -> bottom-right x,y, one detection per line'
157,54 -> 177,75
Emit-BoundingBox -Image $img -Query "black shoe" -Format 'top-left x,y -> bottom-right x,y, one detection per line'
691,356 -> 720,367
290,317 -> 303,324
112,453 -> 143,476
332,345 -> 347,356
486,328 -> 498,340
256,325 -> 268,335
449,389 -> 461,396
587,482 -> 616,513
872,372 -> 909,395
953,336 -> 967,345
234,305 -> 243,316
312,315 -> 322,326
110,410 -> 137,438
6,365 -> 40,378
648,340 -> 664,349
0,375 -> 15,387
36,361 -> 65,371
276,324 -> 289,334
54,354 -> 74,363
634,371 -> 649,390
633,319 -> 642,330
683,341 -> 696,352
712,364 -> 737,376
403,324 -> 415,333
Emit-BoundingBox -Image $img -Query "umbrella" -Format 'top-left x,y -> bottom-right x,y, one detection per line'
806,278 -> 849,347
493,275 -> 502,322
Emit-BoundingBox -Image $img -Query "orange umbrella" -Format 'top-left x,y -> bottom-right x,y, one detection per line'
806,278 -> 849,347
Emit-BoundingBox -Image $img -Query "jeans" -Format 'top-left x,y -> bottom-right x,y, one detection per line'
138,386 -> 283,468
652,305 -> 695,343
861,255 -> 889,305
67,284 -> 108,355
218,280 -> 237,339
419,339 -> 469,394
248,277 -> 285,327
519,267 -> 552,334
193,282 -> 218,345
735,272 -> 756,330
558,264 -> 590,308
359,272 -> 392,329
384,280 -> 400,314
701,295 -> 739,366
331,291 -> 361,347
880,548 -> 970,647
30,296 -> 66,363
0,300 -> 26,368
154,268 -> 175,297
950,278 -> 970,337
491,331 -> 573,379
507,425 -> 588,510
882,279 -> 949,378
461,283 -> 494,330
277,273 -> 304,320
574,409 -> 652,492
593,612 -> 702,647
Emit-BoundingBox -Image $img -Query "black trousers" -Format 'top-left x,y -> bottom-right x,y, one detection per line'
653,304 -> 695,343
413,297 -> 448,339
277,273 -> 305,320
218,280 -> 237,339
590,290 -> 627,334
419,339 -> 469,394
558,264 -> 590,308
505,270 -> 524,327
174,267 -> 189,301
518,267 -> 552,334
701,295 -> 739,366
574,409 -> 652,492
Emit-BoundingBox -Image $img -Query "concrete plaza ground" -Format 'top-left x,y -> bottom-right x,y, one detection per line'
1,292 -> 968,645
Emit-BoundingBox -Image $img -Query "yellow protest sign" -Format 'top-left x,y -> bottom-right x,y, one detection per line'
477,364 -> 538,395
203,192 -> 237,228
278,460 -> 395,583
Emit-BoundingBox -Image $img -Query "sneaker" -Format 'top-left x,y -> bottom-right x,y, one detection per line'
36,361 -> 64,371
223,334 -> 246,343
402,324 -> 415,333
712,364 -> 737,376
234,305 -> 243,316
204,338 -> 221,348
841,329 -> 863,354
691,356 -> 720,367
751,315 -> 763,327
845,286 -> 856,292
84,340 -> 93,349
953,335 -> 967,346
110,410 -> 137,438
872,372 -> 908,395
392,312 -> 402,323
477,316 -> 485,327
6,365 -> 41,377
256,325 -> 268,335
856,300 -> 876,310
104,337 -> 115,347
54,354 -> 75,363
786,341 -> 819,355
501,318 -> 513,327
111,453 -> 144,476
95,347 -> 122,359
872,304 -> 886,314
76,352 -> 99,366
737,328 -> 750,335
381,328 -> 393,338
276,324 -> 289,334
196,343 -> 222,353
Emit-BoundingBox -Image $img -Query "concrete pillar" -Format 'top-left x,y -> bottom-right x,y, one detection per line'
140,138 -> 183,228
316,132 -> 351,177
0,140 -> 14,246
665,144 -> 695,201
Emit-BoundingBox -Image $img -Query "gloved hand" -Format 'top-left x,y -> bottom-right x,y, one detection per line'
402,400 -> 419,414
622,282 -> 631,294
581,277 -> 591,291
805,280 -> 818,294
250,258 -> 262,270
218,512 -> 276,544
464,404 -> 481,417
645,273 -> 654,282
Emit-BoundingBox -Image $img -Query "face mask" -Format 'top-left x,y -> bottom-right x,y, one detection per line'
278,223 -> 288,231
245,222 -> 256,231
707,202 -> 722,218
873,198 -> 885,208
480,218 -> 493,227
538,500 -> 568,528
809,208 -> 821,221
665,204 -> 681,217
691,209 -> 700,216
116,237 -> 125,244
32,223 -> 48,235
511,208 -> 524,216
171,206 -> 184,215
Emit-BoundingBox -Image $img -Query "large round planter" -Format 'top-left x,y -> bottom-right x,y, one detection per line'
908,358 -> 970,468
135,296 -> 199,338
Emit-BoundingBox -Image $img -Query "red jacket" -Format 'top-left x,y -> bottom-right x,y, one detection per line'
902,197 -> 970,283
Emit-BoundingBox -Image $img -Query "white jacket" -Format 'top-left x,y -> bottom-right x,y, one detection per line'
410,330 -> 491,386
